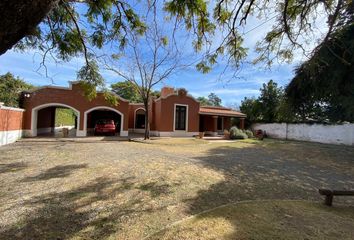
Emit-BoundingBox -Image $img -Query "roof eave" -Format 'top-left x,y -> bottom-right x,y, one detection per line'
199,112 -> 246,118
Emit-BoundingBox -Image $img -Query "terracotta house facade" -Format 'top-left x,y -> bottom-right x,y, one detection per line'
21,82 -> 246,137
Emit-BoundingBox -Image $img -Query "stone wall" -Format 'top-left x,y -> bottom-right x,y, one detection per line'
252,123 -> 354,146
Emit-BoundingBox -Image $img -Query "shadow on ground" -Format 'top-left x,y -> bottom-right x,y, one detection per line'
1,139 -> 353,239
0,162 -> 28,174
0,176 -> 165,240
178,141 -> 354,239
22,164 -> 88,181
185,142 -> 354,213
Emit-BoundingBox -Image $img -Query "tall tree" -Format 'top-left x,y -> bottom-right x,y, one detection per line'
111,80 -> 160,103
286,18 -> 354,122
105,2 -> 185,139
111,81 -> 142,103
197,96 -> 211,106
259,80 -> 283,122
240,80 -> 286,123
0,73 -> 33,107
240,97 -> 262,122
208,93 -> 222,106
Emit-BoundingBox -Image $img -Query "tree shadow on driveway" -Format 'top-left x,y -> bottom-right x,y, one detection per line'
0,176 -> 164,240
185,143 -> 354,213
171,143 -> 354,239
0,162 -> 28,174
21,164 -> 88,182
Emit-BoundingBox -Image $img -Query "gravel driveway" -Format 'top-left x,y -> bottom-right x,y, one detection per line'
0,138 -> 353,239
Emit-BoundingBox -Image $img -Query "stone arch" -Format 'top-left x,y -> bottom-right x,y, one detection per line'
134,107 -> 146,131
84,106 -> 126,136
31,103 -> 80,137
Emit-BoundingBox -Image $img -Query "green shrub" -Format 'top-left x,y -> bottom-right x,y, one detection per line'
229,126 -> 248,139
244,129 -> 254,138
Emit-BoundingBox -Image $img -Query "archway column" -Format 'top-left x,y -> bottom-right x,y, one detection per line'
239,118 -> 245,130
212,116 -> 218,136
77,110 -> 87,137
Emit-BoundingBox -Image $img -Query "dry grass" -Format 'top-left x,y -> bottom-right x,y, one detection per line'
0,138 -> 353,239
147,200 -> 354,240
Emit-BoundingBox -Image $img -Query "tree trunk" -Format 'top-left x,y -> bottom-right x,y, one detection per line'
0,0 -> 59,55
143,101 -> 150,140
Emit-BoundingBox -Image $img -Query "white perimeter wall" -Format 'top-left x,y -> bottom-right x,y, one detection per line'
252,123 -> 354,146
0,130 -> 23,146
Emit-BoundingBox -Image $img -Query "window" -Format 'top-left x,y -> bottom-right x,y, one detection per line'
217,117 -> 223,130
175,105 -> 187,130
135,109 -> 146,129
135,114 -> 145,129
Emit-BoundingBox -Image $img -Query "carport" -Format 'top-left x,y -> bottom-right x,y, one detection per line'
84,107 -> 123,136
22,82 -> 129,137
31,103 -> 79,137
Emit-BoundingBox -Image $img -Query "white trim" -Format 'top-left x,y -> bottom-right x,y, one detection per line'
26,81 -> 130,102
134,107 -> 146,131
77,130 -> 86,137
205,131 -> 218,136
120,130 -> 128,137
0,130 -> 23,146
199,112 -> 246,117
0,105 -> 25,112
154,92 -> 199,103
151,131 -> 199,137
27,85 -> 73,93
129,103 -> 144,106
129,128 -> 145,134
31,103 -> 80,137
83,106 -> 125,137
173,104 -> 189,132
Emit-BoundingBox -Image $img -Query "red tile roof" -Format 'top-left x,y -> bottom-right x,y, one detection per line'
199,106 -> 246,117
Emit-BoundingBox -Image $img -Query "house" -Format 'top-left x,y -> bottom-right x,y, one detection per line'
21,82 -> 246,137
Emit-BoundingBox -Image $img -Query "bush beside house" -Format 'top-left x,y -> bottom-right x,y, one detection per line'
230,126 -> 248,139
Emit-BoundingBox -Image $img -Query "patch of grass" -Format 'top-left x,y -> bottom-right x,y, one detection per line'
147,200 -> 354,240
55,108 -> 76,127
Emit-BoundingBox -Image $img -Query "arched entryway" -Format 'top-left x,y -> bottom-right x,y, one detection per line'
134,108 -> 146,133
84,106 -> 124,136
31,103 -> 80,137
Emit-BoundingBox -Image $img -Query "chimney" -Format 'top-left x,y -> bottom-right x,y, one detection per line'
161,86 -> 175,98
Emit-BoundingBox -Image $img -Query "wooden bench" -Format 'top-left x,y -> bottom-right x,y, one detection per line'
319,189 -> 354,206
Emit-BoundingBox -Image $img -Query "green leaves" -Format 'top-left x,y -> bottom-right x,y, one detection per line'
196,93 -> 222,106
286,22 -> 354,123
208,93 -> 222,106
196,61 -> 212,74
0,72 -> 33,107
161,36 -> 168,46
111,80 -> 142,103
240,80 -> 292,123
164,0 -> 216,50
77,60 -> 118,105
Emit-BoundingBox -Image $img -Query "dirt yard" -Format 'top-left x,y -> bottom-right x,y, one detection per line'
0,138 -> 353,239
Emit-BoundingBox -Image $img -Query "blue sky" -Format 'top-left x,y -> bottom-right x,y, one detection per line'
0,3 -> 312,108
0,49 -> 295,107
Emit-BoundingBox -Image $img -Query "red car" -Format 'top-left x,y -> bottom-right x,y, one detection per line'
94,119 -> 116,136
